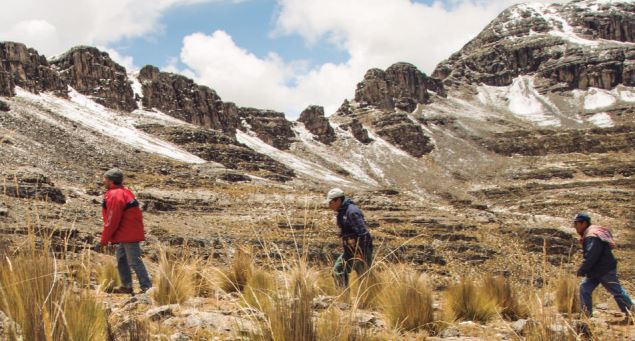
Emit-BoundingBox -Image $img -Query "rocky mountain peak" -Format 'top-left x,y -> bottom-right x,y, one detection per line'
297,105 -> 336,145
0,41 -> 66,97
355,62 -> 446,113
138,65 -> 241,135
50,46 -> 137,111
433,0 -> 635,91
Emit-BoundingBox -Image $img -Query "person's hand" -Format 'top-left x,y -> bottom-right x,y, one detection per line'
345,238 -> 357,249
92,242 -> 103,253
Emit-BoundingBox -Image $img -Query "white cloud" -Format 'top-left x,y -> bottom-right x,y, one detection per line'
0,0 -> 222,57
180,0 -> 558,117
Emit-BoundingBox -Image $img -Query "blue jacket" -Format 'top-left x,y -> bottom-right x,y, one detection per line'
337,198 -> 370,239
577,237 -> 617,278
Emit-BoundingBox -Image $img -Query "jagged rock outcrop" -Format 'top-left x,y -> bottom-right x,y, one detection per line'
340,119 -> 373,144
298,105 -> 336,145
238,108 -> 295,150
355,62 -> 446,112
0,42 -> 66,97
51,46 -> 136,111
374,112 -> 434,157
138,65 -> 241,134
433,1 -> 635,90
479,125 -> 635,156
138,124 -> 295,182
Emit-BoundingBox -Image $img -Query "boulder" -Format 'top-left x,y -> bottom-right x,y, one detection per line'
0,99 -> 9,112
298,105 -> 336,145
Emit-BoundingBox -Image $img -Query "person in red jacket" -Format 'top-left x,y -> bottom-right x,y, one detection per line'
100,168 -> 152,294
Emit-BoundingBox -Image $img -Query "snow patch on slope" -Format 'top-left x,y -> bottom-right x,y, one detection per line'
478,76 -> 561,127
15,87 -> 205,164
236,130 -> 352,184
587,112 -> 614,128
584,88 -> 617,110
292,125 -> 378,186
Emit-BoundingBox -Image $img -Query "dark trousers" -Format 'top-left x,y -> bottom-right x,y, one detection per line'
116,242 -> 152,291
580,269 -> 633,316
333,234 -> 373,287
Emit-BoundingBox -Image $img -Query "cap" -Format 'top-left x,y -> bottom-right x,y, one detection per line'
573,212 -> 591,224
325,188 -> 345,203
104,168 -> 124,184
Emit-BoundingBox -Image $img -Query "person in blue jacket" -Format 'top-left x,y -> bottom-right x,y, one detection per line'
326,188 -> 373,288
574,212 -> 633,323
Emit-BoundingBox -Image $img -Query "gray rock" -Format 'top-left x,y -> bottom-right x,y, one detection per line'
312,295 -> 335,310
439,327 -> 461,338
184,311 -> 257,335
0,100 -> 9,112
145,304 -> 178,321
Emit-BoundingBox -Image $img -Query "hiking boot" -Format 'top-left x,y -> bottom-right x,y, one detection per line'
107,286 -> 133,294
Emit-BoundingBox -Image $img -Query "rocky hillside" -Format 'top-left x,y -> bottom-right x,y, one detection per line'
0,0 -> 633,289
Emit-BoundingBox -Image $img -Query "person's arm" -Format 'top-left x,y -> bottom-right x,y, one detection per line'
577,237 -> 603,277
100,193 -> 125,245
347,208 -> 367,236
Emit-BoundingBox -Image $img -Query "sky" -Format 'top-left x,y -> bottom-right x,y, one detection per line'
0,0 -> 559,118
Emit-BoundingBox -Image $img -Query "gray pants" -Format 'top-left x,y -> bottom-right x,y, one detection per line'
116,242 -> 152,290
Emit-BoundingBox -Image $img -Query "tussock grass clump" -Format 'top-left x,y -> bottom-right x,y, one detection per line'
481,276 -> 528,320
220,247 -> 253,293
350,267 -> 385,310
243,269 -> 276,311
254,261 -> 318,341
554,274 -> 580,314
153,251 -> 194,305
97,260 -> 121,292
444,277 -> 498,323
381,266 -> 435,332
63,293 -> 108,341
0,252 -> 109,341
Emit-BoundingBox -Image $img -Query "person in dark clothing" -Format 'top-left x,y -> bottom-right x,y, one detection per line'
326,188 -> 373,288
573,213 -> 633,322
99,168 -> 152,295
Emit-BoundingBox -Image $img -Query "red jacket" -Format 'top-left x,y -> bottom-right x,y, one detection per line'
101,186 -> 145,245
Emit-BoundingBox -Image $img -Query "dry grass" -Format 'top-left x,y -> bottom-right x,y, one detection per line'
444,277 -> 498,323
242,268 -> 277,311
253,261 -> 318,341
153,251 -> 194,305
219,247 -> 254,293
481,276 -> 528,320
381,265 -> 435,332
350,267 -> 385,310
316,308 -> 391,341
0,247 -> 108,340
97,260 -> 121,292
554,274 -> 580,314
63,293 -> 108,341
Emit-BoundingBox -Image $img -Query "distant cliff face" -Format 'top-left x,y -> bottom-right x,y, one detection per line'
51,46 -> 137,111
138,65 -> 241,135
298,105 -> 336,145
433,0 -> 635,91
355,62 -> 446,113
0,42 -> 66,97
